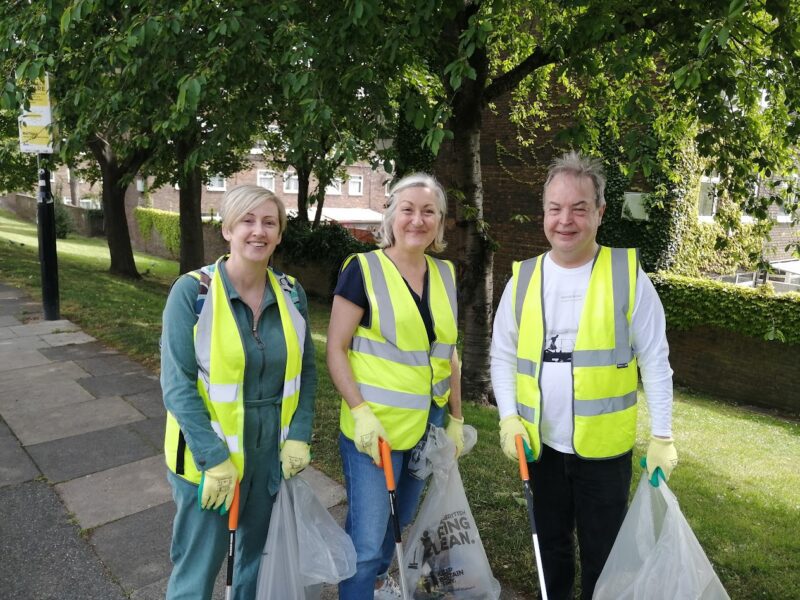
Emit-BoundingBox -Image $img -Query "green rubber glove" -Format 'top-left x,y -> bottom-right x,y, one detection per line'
499,415 -> 531,462
198,458 -> 237,511
445,414 -> 465,457
351,403 -> 387,464
645,436 -> 678,487
280,440 -> 311,479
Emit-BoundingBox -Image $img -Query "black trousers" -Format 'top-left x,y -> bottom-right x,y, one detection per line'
529,445 -> 632,600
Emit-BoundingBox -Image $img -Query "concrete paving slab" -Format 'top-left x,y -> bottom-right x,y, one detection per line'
0,315 -> 21,326
79,371 -> 161,399
0,348 -> 51,372
0,334 -> 50,351
39,340 -> 120,361
0,480 -> 127,599
299,466 -> 347,509
6,395 -> 145,446
43,330 -> 96,346
56,455 -> 172,530
131,573 -> 228,600
125,389 -> 166,419
0,379 -> 96,415
10,319 -> 79,337
77,354 -> 147,376
91,501 -> 175,592
0,326 -> 17,339
27,423 -> 159,483
0,359 -> 90,389
130,417 -> 166,450
0,287 -> 25,299
0,418 -> 40,487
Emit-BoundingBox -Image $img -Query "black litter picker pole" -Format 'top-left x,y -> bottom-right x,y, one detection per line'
37,156 -> 60,320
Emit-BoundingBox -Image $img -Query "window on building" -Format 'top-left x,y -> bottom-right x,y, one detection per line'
326,178 -> 343,195
283,171 -> 299,193
698,176 -> 718,219
349,175 -> 364,196
257,170 -> 276,192
621,192 -> 648,221
207,174 -> 226,192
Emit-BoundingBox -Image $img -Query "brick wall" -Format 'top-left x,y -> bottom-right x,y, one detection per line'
667,326 -> 799,414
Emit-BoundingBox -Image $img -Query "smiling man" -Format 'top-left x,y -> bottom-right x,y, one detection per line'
490,151 -> 677,600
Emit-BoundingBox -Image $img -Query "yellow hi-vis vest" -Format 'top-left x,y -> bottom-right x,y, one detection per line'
164,256 -> 306,484
513,246 -> 639,460
339,250 -> 458,450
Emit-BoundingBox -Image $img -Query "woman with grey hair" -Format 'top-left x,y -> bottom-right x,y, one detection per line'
327,172 -> 464,599
160,185 -> 317,599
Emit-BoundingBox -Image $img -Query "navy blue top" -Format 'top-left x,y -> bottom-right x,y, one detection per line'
333,257 -> 435,344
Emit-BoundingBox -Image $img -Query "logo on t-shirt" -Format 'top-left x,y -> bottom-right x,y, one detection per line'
543,332 -> 575,363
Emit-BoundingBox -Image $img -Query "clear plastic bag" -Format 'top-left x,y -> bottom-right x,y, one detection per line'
255,476 -> 357,600
402,425 -> 501,599
593,473 -> 730,600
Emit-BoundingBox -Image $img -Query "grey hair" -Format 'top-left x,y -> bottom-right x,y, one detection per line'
543,150 -> 606,208
378,172 -> 448,253
219,184 -> 287,234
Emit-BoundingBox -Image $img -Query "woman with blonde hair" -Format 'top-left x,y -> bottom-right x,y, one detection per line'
328,172 -> 464,599
160,185 -> 317,599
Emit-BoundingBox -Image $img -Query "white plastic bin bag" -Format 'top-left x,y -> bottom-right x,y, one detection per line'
593,473 -> 730,600
402,425 -> 501,599
256,476 -> 357,600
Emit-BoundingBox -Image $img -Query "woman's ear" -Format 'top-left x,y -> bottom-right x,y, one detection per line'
221,225 -> 232,242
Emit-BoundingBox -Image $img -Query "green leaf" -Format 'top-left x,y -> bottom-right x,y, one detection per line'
717,26 -> 730,47
60,7 -> 72,32
728,0 -> 747,19
698,23 -> 714,55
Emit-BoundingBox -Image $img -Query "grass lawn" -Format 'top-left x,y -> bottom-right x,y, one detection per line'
1,209 -> 798,598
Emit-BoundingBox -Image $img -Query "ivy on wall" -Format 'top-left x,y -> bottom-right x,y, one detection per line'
596,127 -> 771,276
651,272 -> 800,346
135,207 -> 181,257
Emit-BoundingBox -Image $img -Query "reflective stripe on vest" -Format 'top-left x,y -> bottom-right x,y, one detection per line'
164,257 -> 305,484
339,250 -> 458,450
513,247 -> 639,460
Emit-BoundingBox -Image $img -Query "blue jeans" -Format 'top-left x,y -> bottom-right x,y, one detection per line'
338,405 -> 444,599
530,444 -> 632,600
166,403 -> 280,600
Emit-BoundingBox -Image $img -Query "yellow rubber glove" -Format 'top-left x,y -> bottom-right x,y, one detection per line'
280,440 -> 311,479
646,436 -> 678,486
499,415 -> 530,462
351,402 -> 387,464
445,414 -> 465,457
199,458 -> 237,511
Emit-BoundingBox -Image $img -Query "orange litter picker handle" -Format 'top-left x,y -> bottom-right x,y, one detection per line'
379,438 -> 396,491
515,435 -> 530,482
228,480 -> 241,530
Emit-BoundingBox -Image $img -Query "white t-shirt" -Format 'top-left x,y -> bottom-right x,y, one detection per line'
491,253 -> 673,453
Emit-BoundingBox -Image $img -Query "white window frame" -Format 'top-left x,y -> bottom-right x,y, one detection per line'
283,171 -> 299,194
348,175 -> 364,196
325,178 -> 343,195
206,174 -> 226,192
257,169 -> 276,192
698,175 -> 719,222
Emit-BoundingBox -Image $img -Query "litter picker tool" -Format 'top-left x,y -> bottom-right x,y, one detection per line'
225,480 -> 241,600
379,438 -> 411,600
516,435 -> 548,600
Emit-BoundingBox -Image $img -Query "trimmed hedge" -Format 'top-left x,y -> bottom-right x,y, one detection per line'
651,272 -> 800,346
135,207 -> 181,256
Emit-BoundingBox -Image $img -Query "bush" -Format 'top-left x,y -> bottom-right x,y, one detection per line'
277,216 -> 375,268
53,201 -> 73,239
651,272 -> 800,345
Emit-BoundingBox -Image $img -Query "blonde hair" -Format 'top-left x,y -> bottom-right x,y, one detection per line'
219,185 -> 287,233
378,172 -> 447,253
543,150 -> 606,208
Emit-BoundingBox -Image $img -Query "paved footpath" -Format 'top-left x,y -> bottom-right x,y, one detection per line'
0,282 -> 348,599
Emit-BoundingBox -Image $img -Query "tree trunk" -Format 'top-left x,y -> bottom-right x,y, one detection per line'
295,166 -> 310,226
90,139 -> 141,279
178,165 -> 205,272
